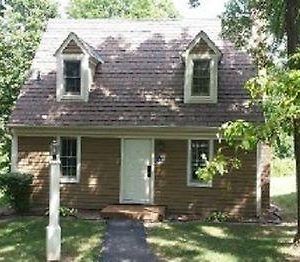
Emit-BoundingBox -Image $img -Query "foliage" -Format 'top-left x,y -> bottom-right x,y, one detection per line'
196,148 -> 240,182
44,206 -> 78,217
0,172 -> 33,213
200,57 -> 300,180
220,0 -> 289,68
273,133 -> 294,158
0,189 -> 9,208
68,0 -> 178,19
0,217 -> 105,261
0,0 -> 57,175
204,211 -> 231,223
271,157 -> 295,177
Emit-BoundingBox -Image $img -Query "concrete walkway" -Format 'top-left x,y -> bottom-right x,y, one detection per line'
100,219 -> 157,262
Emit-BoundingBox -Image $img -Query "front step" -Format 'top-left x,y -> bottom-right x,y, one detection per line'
100,204 -> 166,222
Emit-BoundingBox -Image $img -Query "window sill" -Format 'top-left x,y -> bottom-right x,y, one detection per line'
184,95 -> 217,104
60,94 -> 86,101
187,182 -> 212,188
60,177 -> 79,184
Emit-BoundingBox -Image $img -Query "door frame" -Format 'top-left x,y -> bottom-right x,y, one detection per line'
119,138 -> 155,204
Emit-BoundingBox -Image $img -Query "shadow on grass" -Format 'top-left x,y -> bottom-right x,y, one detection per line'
0,217 -> 105,262
272,192 -> 297,222
147,222 -> 297,262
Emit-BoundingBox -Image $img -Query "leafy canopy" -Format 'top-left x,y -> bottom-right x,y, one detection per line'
0,0 -> 57,174
68,0 -> 179,19
198,54 -> 300,181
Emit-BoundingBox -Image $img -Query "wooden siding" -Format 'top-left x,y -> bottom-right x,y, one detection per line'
154,140 -> 259,218
17,136 -> 268,217
62,39 -> 83,54
190,39 -> 215,55
18,137 -> 120,209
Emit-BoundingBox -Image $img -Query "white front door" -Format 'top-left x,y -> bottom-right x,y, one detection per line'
121,139 -> 153,204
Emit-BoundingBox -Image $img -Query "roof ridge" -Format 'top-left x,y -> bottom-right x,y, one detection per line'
48,17 -> 220,23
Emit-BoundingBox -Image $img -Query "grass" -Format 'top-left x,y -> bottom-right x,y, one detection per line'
271,175 -> 296,222
0,217 -> 105,262
147,222 -> 299,262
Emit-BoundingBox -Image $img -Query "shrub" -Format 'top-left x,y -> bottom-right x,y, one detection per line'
44,206 -> 78,217
0,172 -> 33,213
205,211 -> 231,223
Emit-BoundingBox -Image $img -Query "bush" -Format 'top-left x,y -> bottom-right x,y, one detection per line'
44,206 -> 78,217
205,211 -> 231,223
271,157 -> 295,177
0,172 -> 33,213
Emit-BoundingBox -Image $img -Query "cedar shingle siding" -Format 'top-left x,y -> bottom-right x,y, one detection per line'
18,137 -> 268,217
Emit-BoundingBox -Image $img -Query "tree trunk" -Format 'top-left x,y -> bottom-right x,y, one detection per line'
285,0 -> 300,243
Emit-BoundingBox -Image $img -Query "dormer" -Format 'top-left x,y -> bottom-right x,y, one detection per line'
54,32 -> 103,102
182,31 -> 222,104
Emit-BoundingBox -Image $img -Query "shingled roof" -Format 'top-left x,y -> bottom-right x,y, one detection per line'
9,18 -> 262,128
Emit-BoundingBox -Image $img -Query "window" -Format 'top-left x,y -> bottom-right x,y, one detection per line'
187,139 -> 213,187
64,60 -> 81,95
192,59 -> 210,96
59,137 -> 81,183
184,54 -> 218,104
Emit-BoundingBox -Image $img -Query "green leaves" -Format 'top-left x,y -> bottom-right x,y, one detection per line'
0,172 -> 33,213
196,148 -> 241,183
0,1 -> 57,174
68,0 -> 178,19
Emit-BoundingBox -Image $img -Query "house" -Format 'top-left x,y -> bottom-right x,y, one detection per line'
8,19 -> 270,218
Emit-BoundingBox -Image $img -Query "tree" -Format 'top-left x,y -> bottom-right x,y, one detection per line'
0,0 -> 57,174
196,0 -> 300,242
68,0 -> 178,19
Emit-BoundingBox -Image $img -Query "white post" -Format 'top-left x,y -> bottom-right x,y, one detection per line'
46,144 -> 61,261
11,131 -> 18,172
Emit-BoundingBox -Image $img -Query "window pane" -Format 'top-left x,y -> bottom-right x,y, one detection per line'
192,59 -> 210,96
64,61 -> 80,77
64,60 -> 81,95
190,140 -> 210,183
60,138 -> 77,177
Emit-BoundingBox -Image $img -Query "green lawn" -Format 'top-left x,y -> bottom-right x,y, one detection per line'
147,222 -> 299,262
271,175 -> 296,222
0,217 -> 105,262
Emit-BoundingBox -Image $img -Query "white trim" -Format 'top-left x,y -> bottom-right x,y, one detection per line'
11,131 -> 18,172
187,139 -> 214,187
119,138 -> 124,203
54,32 -> 103,64
256,142 -> 262,217
12,126 -> 219,140
120,138 -> 154,204
150,138 -> 155,204
182,31 -> 222,59
57,53 -> 90,102
184,54 -> 219,104
58,136 -> 81,184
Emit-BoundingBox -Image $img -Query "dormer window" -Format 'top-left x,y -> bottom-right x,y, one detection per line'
64,60 -> 81,95
54,32 -> 103,102
183,31 -> 222,104
192,59 -> 210,96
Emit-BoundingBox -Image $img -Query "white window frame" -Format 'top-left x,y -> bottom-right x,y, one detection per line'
58,136 -> 81,184
184,54 -> 219,104
56,53 -> 91,102
187,139 -> 214,187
